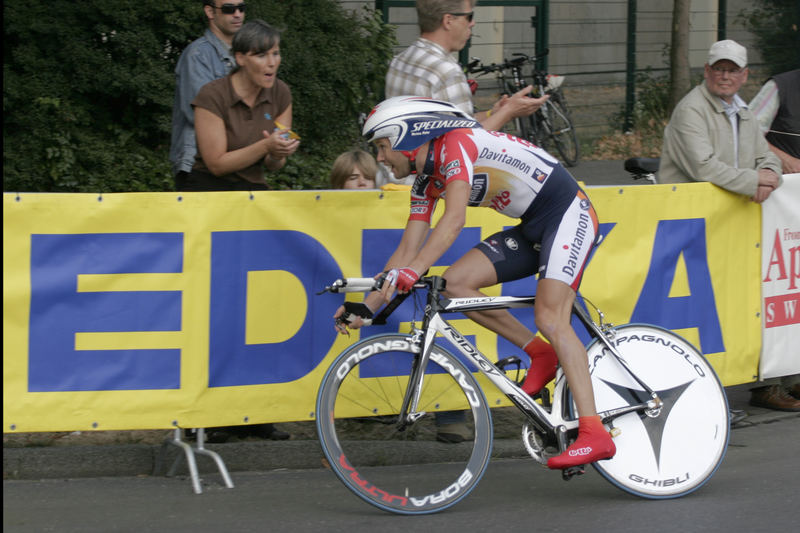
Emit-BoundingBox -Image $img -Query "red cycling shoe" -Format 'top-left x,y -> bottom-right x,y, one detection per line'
521,337 -> 559,396
547,415 -> 616,470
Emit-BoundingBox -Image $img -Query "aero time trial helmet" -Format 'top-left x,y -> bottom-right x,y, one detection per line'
362,96 -> 480,152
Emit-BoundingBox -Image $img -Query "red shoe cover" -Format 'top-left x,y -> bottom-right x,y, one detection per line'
521,337 -> 559,396
547,415 -> 616,470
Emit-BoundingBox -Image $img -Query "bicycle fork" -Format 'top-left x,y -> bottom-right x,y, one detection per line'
394,325 -> 436,429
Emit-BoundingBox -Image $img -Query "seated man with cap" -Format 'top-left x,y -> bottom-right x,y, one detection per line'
659,39 -> 782,204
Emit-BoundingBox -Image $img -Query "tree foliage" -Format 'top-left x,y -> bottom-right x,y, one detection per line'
737,0 -> 800,76
3,0 -> 396,192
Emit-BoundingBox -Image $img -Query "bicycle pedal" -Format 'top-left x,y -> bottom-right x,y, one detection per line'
561,465 -> 585,480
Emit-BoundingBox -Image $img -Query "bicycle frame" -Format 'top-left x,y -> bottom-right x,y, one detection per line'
393,277 -> 663,450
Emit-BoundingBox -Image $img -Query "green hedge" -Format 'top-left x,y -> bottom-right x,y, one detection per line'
738,0 -> 800,77
3,0 -> 396,192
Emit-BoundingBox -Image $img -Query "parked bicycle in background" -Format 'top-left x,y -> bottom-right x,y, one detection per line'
467,50 -> 580,167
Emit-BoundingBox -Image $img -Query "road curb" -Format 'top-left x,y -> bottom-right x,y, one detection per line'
2,438 -> 531,481
5,413 -> 798,481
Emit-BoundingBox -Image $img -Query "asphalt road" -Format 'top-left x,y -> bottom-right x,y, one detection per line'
4,416 -> 798,533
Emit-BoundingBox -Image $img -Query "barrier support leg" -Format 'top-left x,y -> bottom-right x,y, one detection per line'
194,428 -> 234,489
159,428 -> 234,494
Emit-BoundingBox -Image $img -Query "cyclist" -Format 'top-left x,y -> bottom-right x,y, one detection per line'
334,96 -> 615,470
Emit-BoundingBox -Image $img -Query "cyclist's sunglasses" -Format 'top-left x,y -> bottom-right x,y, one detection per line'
212,3 -> 246,15
449,11 -> 474,22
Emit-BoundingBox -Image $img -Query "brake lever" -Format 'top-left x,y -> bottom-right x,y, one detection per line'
334,317 -> 350,336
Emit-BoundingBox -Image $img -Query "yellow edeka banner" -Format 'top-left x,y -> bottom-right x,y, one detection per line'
2,183 -> 760,432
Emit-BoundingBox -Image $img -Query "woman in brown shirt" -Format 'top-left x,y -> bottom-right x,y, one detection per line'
186,20 -> 300,190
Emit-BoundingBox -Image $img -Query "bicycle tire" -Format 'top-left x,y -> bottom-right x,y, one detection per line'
564,324 -> 729,499
316,333 -> 493,514
545,94 -> 579,166
521,113 -> 546,148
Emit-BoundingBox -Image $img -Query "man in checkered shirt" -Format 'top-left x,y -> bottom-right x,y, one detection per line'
384,0 -> 550,444
386,0 -> 548,132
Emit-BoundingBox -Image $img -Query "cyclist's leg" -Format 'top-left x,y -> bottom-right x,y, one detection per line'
442,248 -> 533,347
530,191 -> 615,468
534,279 -> 595,415
536,282 -> 616,469
443,231 -> 558,393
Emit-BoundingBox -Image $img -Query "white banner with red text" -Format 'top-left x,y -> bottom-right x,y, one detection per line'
760,173 -> 800,379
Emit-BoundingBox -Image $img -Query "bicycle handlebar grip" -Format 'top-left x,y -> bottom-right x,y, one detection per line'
328,278 -> 379,293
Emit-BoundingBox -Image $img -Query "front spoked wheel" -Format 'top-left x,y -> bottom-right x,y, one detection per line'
573,324 -> 729,498
316,334 -> 493,515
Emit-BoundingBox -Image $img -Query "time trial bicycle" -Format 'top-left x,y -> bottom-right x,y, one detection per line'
315,275 -> 729,515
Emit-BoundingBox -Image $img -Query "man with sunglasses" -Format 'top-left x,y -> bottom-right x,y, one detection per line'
660,39 -> 782,204
385,0 -> 556,444
386,0 -> 548,134
170,2 -> 246,189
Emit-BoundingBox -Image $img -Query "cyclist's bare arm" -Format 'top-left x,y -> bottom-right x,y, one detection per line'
405,180 -> 469,274
333,181 -> 470,333
372,218 -> 431,305
382,219 -> 431,274
332,218 -> 429,333
376,179 -> 470,303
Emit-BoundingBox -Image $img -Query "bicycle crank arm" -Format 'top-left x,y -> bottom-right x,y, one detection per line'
599,397 -> 663,423
390,411 -> 427,433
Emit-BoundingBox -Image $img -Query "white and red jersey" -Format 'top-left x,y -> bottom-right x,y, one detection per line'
409,128 -> 576,223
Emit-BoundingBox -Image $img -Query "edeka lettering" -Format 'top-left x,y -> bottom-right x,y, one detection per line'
27,231 -> 342,392
631,219 -> 725,355
561,212 -> 590,277
209,231 -> 341,387
24,219 -> 723,394
29,233 -> 184,391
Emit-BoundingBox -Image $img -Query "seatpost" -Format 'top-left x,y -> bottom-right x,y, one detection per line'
571,301 -> 660,402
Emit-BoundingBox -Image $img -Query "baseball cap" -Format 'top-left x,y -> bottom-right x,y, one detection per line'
707,39 -> 747,68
